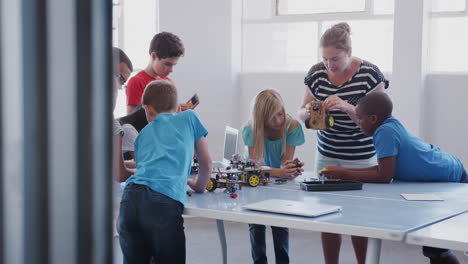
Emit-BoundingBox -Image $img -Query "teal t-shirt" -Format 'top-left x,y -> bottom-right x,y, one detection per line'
373,116 -> 463,182
126,110 -> 208,205
242,118 -> 305,168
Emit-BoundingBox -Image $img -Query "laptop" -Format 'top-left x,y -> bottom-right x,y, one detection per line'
212,126 -> 239,169
243,199 -> 342,217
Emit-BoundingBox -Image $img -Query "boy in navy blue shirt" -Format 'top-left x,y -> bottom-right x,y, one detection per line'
118,80 -> 212,264
322,92 -> 465,264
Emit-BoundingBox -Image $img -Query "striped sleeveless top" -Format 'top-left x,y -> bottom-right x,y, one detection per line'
304,60 -> 389,160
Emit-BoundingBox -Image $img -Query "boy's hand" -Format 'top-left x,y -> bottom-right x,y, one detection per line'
321,165 -> 349,179
178,103 -> 189,112
124,160 -> 136,169
187,178 -> 201,192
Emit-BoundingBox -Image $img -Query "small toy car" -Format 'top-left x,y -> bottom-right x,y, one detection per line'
305,99 -> 334,130
205,168 -> 243,198
227,154 -> 272,187
241,161 -> 272,187
204,155 -> 273,197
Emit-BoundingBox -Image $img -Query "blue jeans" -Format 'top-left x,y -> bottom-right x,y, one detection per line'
249,224 -> 289,264
118,183 -> 185,264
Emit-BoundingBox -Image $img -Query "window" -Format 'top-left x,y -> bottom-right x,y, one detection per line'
429,18 -> 468,72
431,0 -> 465,12
242,0 -> 394,72
121,0 -> 158,71
112,0 -> 158,118
243,22 -> 318,72
112,0 -> 121,47
322,20 -> 393,72
278,0 -> 365,15
373,0 -> 394,15
429,0 -> 468,72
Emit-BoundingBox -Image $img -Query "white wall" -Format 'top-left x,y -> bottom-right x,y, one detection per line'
158,0 -> 242,159
421,74 -> 468,165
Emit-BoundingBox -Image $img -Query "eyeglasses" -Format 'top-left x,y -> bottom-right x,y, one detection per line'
118,74 -> 127,85
114,73 -> 127,85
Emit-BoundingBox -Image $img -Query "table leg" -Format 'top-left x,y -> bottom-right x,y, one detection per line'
216,219 -> 227,264
366,238 -> 382,264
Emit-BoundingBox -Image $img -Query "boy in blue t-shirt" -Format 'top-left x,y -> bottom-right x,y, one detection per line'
321,92 -> 466,183
322,92 -> 466,264
118,80 -> 212,264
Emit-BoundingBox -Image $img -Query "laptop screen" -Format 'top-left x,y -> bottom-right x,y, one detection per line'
222,126 -> 238,163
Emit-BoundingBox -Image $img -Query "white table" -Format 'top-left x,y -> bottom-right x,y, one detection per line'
275,178 -> 468,203
406,211 -> 468,252
184,180 -> 468,264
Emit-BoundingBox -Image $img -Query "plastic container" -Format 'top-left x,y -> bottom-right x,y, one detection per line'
300,180 -> 363,191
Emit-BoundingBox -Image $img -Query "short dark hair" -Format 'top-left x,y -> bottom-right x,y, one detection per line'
149,32 -> 185,59
112,47 -> 133,72
357,92 -> 393,121
142,80 -> 178,112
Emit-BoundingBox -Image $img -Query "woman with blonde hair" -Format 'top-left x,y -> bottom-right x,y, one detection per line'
298,22 -> 389,264
242,89 -> 305,264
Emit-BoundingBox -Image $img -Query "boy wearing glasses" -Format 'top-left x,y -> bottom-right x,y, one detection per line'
112,47 -> 135,182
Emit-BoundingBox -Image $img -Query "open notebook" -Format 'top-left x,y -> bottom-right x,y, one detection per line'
243,199 -> 342,217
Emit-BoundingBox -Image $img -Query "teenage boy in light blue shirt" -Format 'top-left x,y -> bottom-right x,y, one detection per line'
322,92 -> 465,264
118,80 -> 212,264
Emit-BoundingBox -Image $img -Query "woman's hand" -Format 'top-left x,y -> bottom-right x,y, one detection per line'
298,102 -> 312,121
324,95 -> 352,113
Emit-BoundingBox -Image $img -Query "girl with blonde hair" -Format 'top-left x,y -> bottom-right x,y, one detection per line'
242,89 -> 305,264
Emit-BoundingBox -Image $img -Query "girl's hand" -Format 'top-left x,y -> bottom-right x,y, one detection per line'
280,162 -> 302,179
324,95 -> 351,113
321,165 -> 348,179
291,157 -> 305,169
284,158 -> 304,172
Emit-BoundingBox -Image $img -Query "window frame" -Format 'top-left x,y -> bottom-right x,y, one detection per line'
428,0 -> 468,73
242,0 -> 394,73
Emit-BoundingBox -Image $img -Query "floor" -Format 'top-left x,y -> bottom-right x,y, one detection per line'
113,216 -> 467,264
